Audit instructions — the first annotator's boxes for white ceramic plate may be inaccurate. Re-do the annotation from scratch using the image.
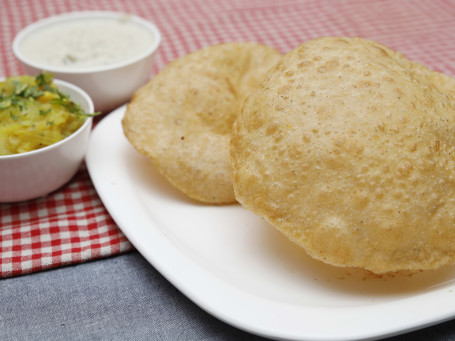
[86,106,455,341]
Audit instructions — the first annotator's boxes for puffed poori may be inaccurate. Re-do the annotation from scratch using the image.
[123,42,281,204]
[231,37,455,273]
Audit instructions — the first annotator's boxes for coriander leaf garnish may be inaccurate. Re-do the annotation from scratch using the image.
[0,99,11,109]
[35,72,54,88]
[50,91,99,117]
[39,108,51,116]
[24,85,44,99]
[0,72,100,117]
[10,112,19,120]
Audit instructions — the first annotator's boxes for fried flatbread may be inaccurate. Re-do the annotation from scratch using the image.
[123,42,281,204]
[231,37,455,273]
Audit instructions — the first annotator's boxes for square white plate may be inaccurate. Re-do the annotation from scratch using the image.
[86,105,455,341]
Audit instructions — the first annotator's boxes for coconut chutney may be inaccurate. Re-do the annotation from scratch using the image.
[19,16,155,69]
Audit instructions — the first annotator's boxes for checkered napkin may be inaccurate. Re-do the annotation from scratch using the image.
[1,0,455,278]
[0,165,132,277]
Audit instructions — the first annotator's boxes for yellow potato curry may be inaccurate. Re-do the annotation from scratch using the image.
[0,72,91,155]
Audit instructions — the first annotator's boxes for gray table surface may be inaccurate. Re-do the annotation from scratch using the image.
[1,251,455,341]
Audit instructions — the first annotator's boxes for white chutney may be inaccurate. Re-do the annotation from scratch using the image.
[19,16,155,69]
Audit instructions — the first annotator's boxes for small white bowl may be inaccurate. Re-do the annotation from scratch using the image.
[13,11,161,112]
[0,79,94,203]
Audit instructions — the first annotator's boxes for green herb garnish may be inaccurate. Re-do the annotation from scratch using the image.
[39,108,51,116]
[0,72,99,117]
[50,91,98,117]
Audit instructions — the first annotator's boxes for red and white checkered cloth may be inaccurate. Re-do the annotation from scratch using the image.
[1,0,455,278]
[0,165,132,277]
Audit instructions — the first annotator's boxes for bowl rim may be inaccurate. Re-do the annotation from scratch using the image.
[0,78,94,160]
[12,10,162,74]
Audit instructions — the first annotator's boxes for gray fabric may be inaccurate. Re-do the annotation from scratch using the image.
[0,252,454,341]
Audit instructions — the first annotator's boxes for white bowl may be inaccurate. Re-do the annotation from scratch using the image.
[13,11,161,112]
[0,79,94,203]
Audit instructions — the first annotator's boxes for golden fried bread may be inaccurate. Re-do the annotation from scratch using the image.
[123,42,281,204]
[231,37,455,273]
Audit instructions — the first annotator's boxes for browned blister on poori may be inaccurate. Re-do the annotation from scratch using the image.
[230,37,455,273]
[122,42,282,204]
